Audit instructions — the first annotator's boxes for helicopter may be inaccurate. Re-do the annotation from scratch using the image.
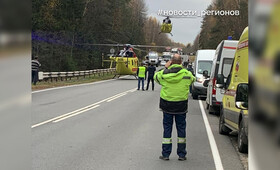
[109,45,139,79]
[78,43,169,79]
[158,15,196,36]
[159,16,173,36]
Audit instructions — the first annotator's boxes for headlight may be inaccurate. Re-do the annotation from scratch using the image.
[196,77,204,83]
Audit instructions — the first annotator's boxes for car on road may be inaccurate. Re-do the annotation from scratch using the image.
[192,49,216,99]
[148,51,159,67]
[205,40,239,114]
[160,60,166,66]
[162,52,172,61]
[217,27,248,153]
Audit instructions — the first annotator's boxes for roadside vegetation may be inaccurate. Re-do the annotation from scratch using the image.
[184,0,248,54]
[32,0,184,72]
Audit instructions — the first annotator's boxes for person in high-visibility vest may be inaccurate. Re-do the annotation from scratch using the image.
[137,64,147,91]
[154,54,195,161]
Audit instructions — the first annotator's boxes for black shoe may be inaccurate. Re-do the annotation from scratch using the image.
[137,89,139,90]
[146,89,148,91]
[178,157,187,161]
[159,156,169,161]
[142,89,145,91]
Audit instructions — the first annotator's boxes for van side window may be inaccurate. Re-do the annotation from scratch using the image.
[222,58,233,78]
[225,58,235,89]
[225,73,231,89]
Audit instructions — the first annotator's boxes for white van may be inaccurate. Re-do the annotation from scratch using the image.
[192,50,216,99]
[148,51,159,66]
[205,40,238,114]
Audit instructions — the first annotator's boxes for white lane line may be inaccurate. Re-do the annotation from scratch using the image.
[53,105,100,123]
[32,87,136,128]
[199,100,224,170]
[107,93,127,102]
[128,88,137,92]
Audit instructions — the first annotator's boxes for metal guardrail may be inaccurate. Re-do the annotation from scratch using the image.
[39,68,116,82]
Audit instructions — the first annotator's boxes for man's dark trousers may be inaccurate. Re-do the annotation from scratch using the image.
[146,76,154,90]
[32,70,38,85]
[162,112,187,158]
[138,77,144,90]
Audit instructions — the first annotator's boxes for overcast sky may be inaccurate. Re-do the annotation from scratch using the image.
[144,0,212,45]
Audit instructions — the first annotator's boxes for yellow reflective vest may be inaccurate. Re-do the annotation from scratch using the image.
[138,66,146,78]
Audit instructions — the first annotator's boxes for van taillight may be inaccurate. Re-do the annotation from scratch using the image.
[212,78,216,95]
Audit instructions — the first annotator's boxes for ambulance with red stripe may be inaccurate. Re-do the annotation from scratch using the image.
[217,27,249,153]
[205,39,239,114]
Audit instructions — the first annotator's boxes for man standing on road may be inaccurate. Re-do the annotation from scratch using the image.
[154,54,195,161]
[137,63,147,91]
[146,64,156,91]
[32,56,41,85]
[187,63,194,93]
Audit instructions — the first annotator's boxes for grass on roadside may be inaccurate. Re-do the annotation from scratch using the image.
[32,74,115,91]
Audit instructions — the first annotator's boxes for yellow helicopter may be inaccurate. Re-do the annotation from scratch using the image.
[159,16,173,36]
[76,43,181,78]
[99,44,168,79]
[107,45,139,78]
[158,15,196,36]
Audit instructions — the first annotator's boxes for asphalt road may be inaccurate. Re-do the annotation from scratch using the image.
[32,76,247,170]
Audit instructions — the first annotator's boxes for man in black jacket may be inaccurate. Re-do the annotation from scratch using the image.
[146,64,156,91]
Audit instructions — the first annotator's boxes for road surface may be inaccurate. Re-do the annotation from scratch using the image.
[32,76,246,170]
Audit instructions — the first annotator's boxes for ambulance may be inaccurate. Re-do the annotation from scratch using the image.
[217,27,249,153]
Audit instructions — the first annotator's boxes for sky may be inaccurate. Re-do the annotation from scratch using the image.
[144,0,213,45]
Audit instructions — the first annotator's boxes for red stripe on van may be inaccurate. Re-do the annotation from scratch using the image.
[223,46,237,50]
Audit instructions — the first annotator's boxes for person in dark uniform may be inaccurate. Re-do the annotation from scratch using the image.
[187,63,194,93]
[146,64,156,91]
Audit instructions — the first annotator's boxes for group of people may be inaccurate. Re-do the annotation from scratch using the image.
[138,54,196,161]
[117,45,136,58]
[136,63,156,91]
[33,52,195,161]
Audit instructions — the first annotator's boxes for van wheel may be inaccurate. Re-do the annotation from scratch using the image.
[219,107,231,135]
[238,119,248,153]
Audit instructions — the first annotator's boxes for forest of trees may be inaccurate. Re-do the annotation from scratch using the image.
[185,0,248,54]
[32,0,182,71]
[32,0,248,71]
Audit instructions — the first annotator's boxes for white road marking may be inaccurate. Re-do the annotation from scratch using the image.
[107,93,127,102]
[32,87,136,128]
[128,88,137,92]
[199,100,224,170]
[53,105,100,123]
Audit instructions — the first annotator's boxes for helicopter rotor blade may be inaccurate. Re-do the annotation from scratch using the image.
[75,42,184,51]
[75,43,178,49]
[75,43,126,47]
